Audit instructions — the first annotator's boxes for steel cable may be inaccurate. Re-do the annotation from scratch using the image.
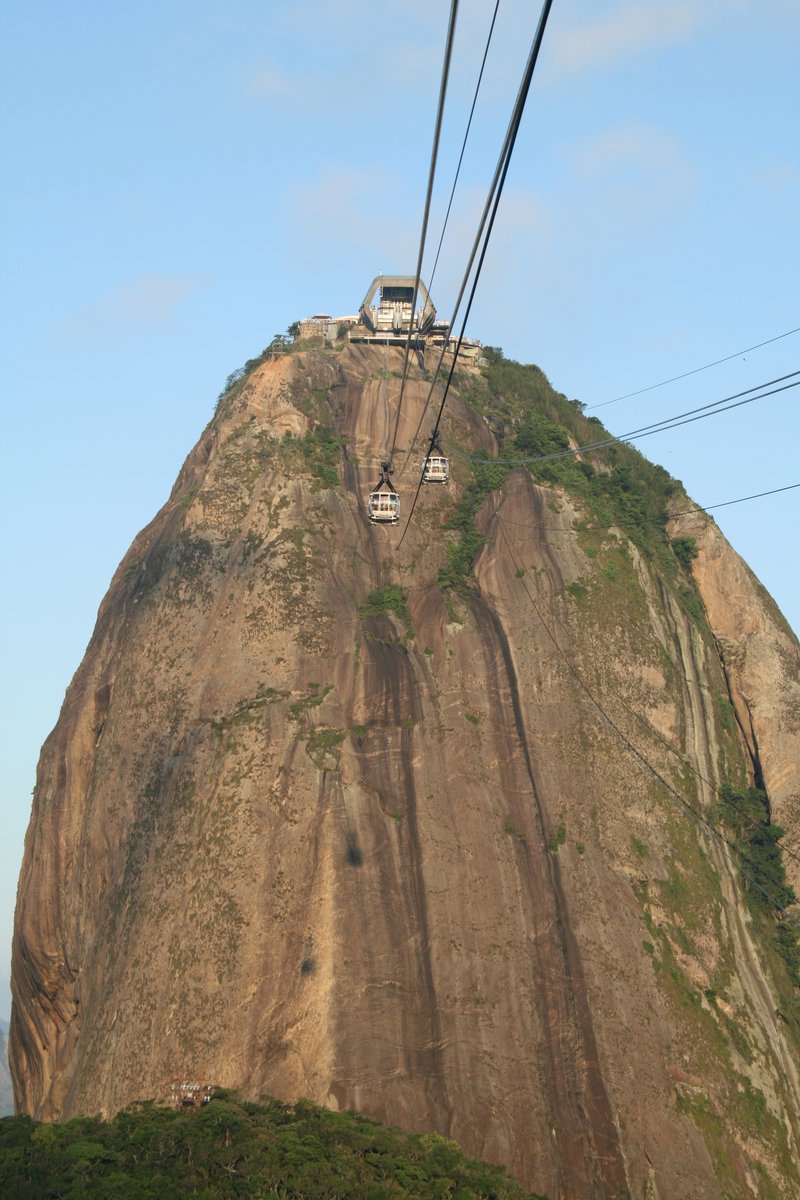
[448,372,800,469]
[480,481,800,538]
[389,0,460,460]
[489,498,800,925]
[426,0,501,300]
[589,324,800,410]
[397,0,555,547]
[397,0,555,486]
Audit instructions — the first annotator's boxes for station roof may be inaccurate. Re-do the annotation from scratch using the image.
[358,274,436,334]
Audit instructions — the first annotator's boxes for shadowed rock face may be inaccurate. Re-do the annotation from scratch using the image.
[11,344,800,1198]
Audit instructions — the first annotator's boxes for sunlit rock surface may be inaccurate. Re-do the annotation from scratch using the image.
[12,344,800,1198]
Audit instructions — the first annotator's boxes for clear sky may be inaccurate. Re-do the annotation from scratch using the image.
[1,0,798,1022]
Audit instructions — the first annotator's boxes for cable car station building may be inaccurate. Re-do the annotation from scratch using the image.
[350,274,444,345]
[297,274,486,355]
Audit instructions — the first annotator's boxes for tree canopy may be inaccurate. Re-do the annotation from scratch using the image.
[0,1093,546,1199]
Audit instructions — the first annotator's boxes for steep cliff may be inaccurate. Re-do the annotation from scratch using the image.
[11,340,800,1198]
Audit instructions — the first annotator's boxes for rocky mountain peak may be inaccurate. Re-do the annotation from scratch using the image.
[11,339,800,1197]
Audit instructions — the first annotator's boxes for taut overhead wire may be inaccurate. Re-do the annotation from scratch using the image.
[389,0,460,459]
[397,0,555,547]
[427,0,501,300]
[489,498,800,924]
[398,0,556,486]
[449,371,800,469]
[479,482,800,539]
[589,324,800,410]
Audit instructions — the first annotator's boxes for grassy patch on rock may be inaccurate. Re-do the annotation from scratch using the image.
[360,585,414,638]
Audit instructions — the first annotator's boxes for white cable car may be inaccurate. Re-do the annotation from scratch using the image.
[422,437,449,484]
[368,460,400,524]
[422,453,449,483]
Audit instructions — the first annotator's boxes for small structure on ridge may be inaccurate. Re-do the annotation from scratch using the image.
[168,1081,214,1110]
[351,275,440,344]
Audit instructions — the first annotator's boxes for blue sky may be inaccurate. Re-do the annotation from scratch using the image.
[1,0,798,1020]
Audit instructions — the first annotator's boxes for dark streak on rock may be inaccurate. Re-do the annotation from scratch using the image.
[472,593,629,1199]
[345,835,364,867]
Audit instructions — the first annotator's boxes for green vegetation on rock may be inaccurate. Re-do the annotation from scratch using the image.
[360,586,414,638]
[0,1094,545,1200]
[448,348,710,617]
[267,427,343,490]
[438,462,508,595]
[671,536,699,571]
[546,825,566,853]
[717,785,800,994]
[718,787,795,910]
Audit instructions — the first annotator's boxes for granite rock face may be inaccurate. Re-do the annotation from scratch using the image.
[672,511,800,889]
[11,344,800,1198]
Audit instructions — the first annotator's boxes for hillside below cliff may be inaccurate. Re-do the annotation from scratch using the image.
[0,1092,544,1199]
[11,337,800,1199]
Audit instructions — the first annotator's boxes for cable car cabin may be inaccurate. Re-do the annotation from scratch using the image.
[369,460,400,523]
[368,488,400,522]
[422,453,449,484]
[368,460,400,523]
[368,486,400,523]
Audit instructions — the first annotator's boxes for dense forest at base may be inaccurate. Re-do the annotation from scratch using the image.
[0,1093,544,1200]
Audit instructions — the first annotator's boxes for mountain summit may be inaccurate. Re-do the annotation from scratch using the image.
[11,337,800,1197]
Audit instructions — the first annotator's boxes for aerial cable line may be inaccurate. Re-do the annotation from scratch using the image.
[398,0,555,486]
[589,324,800,410]
[389,0,460,461]
[430,450,800,860]
[483,481,800,538]
[449,371,800,468]
[426,0,501,299]
[681,480,800,513]
[492,498,800,918]
[425,0,557,443]
[582,370,800,442]
[397,0,556,547]
[618,679,800,872]
[483,480,800,868]
[697,480,800,512]
[454,371,800,465]
[489,499,800,927]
